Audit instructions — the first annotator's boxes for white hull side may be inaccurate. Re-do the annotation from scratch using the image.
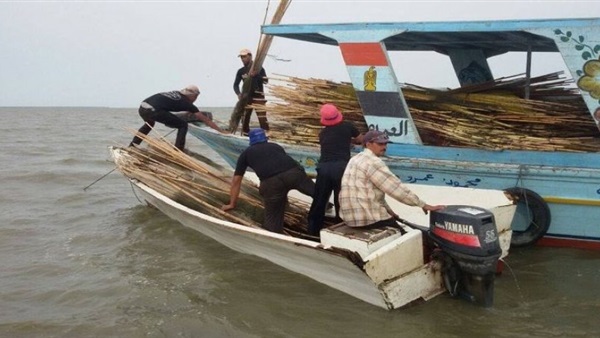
[111,148,514,309]
[132,181,445,309]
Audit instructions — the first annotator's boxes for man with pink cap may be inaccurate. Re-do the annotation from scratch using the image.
[307,103,363,236]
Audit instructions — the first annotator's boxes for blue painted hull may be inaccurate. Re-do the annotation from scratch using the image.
[189,125,600,247]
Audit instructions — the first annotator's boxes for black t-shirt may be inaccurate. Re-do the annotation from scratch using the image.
[319,121,360,163]
[234,142,300,180]
[233,66,268,98]
[143,91,199,113]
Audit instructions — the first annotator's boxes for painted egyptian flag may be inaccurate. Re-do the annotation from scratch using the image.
[339,42,409,119]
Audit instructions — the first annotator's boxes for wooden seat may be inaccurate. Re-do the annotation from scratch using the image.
[320,222,406,259]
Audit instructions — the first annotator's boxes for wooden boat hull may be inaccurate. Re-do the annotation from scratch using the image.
[124,177,443,309]
[111,147,515,309]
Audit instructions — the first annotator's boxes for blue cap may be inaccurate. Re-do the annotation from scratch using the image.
[248,128,268,145]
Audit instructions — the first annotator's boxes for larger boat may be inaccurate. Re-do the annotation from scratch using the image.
[190,17,600,250]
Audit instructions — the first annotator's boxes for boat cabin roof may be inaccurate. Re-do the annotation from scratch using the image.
[262,17,600,57]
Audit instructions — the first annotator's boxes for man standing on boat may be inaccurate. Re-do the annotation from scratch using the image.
[222,128,314,233]
[232,48,269,135]
[339,130,444,229]
[129,85,224,151]
[307,104,363,236]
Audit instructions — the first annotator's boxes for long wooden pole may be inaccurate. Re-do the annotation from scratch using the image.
[258,73,599,152]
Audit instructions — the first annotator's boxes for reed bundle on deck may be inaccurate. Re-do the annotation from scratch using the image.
[117,132,316,239]
[255,72,600,152]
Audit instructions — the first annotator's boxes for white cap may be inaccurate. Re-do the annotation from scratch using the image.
[238,48,252,57]
[180,85,200,96]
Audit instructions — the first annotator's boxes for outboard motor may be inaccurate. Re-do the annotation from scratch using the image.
[429,205,502,307]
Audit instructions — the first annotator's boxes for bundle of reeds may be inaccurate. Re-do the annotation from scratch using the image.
[117,131,318,239]
[255,72,600,152]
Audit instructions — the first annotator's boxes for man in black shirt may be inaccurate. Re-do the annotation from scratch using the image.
[307,104,363,236]
[232,48,269,135]
[130,85,223,150]
[222,128,314,233]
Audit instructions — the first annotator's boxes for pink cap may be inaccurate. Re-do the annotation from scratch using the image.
[320,103,343,126]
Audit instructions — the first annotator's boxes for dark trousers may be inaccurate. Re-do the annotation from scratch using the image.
[130,107,188,150]
[259,167,315,233]
[307,161,347,236]
[362,217,398,230]
[359,218,407,234]
[242,98,269,134]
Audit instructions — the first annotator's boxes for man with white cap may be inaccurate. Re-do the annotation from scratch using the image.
[339,130,444,229]
[232,48,269,135]
[222,128,314,234]
[130,85,224,151]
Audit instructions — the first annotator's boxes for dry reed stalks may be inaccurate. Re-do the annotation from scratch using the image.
[117,130,320,239]
[255,73,600,152]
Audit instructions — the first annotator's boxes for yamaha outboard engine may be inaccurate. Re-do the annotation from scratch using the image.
[429,205,502,307]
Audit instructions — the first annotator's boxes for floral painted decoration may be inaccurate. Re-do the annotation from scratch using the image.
[555,29,600,103]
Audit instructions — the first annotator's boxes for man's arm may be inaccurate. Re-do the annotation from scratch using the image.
[371,163,445,214]
[222,175,243,211]
[370,160,426,207]
[233,69,243,97]
[350,124,363,144]
[192,112,226,134]
[260,67,268,84]
[352,133,364,145]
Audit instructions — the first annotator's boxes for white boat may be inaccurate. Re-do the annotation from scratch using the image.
[110,146,515,309]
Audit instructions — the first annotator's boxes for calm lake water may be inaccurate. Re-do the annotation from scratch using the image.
[1,107,599,337]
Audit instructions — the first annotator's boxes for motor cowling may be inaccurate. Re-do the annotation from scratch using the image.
[429,205,502,307]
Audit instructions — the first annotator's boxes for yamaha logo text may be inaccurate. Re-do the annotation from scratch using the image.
[434,221,475,235]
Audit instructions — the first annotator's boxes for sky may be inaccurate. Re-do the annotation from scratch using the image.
[0,0,599,108]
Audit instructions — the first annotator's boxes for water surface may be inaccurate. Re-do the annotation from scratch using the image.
[0,107,598,337]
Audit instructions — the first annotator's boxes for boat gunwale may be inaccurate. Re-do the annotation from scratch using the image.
[189,124,600,171]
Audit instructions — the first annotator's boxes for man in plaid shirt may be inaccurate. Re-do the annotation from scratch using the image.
[339,130,444,228]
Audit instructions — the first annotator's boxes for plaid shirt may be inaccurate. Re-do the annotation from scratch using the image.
[339,148,426,227]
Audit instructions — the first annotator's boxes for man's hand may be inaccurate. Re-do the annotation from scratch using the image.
[422,204,445,214]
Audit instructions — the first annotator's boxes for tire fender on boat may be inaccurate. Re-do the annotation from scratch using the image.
[504,187,551,247]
